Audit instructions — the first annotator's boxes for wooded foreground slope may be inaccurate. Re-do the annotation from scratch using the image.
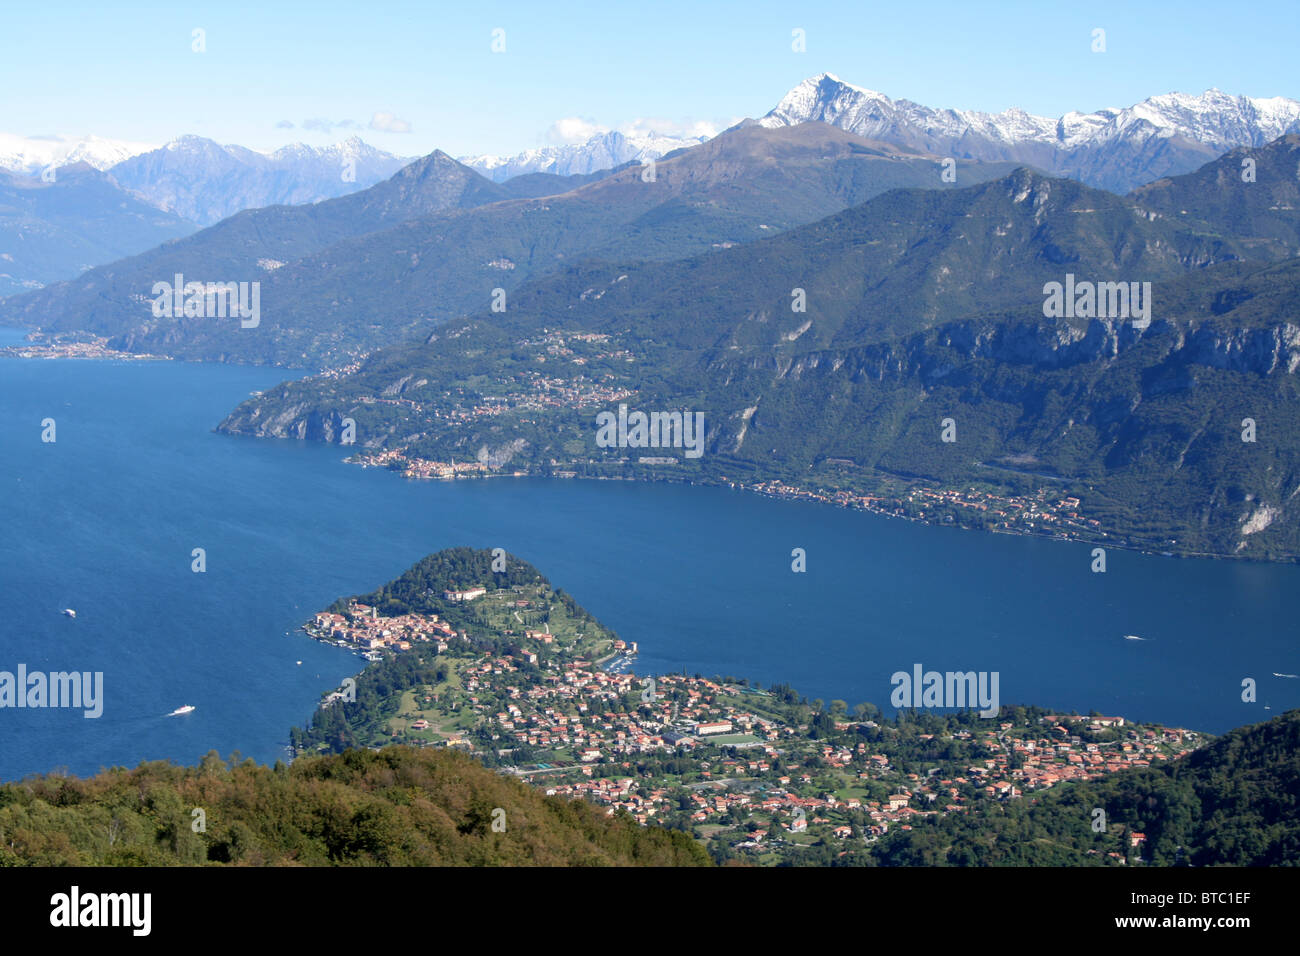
[0,746,710,867]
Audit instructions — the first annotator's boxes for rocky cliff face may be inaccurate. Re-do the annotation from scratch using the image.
[763,315,1300,389]
[698,308,1300,557]
[1185,323,1300,375]
[216,387,349,442]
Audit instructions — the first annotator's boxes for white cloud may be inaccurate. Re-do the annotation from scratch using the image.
[303,117,362,134]
[369,111,412,134]
[618,117,733,140]
[545,117,608,145]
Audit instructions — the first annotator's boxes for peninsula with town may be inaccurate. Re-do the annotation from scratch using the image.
[291,547,1207,866]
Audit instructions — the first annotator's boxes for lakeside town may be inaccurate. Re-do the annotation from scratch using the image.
[307,601,461,660]
[744,479,1112,544]
[0,334,165,361]
[347,438,1128,552]
[296,566,1204,864]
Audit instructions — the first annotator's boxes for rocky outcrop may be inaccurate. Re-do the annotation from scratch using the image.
[1186,323,1300,375]
[770,314,1300,390]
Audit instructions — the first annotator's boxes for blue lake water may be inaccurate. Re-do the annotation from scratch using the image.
[2,329,1299,780]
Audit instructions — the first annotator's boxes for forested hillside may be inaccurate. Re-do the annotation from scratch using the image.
[218,153,1300,559]
[0,746,710,866]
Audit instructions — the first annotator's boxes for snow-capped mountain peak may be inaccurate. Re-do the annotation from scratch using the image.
[758,74,1300,192]
[108,136,413,225]
[762,74,1300,153]
[0,132,157,174]
[461,127,709,182]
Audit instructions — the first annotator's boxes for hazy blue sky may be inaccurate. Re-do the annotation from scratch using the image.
[3,0,1297,157]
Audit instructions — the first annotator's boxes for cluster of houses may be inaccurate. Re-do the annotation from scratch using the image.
[518,329,636,370]
[307,602,457,654]
[455,662,770,761]
[439,644,1200,849]
[520,711,1198,850]
[353,448,492,480]
[499,371,634,413]
[472,654,1197,846]
[745,479,1105,539]
[1005,714,1196,790]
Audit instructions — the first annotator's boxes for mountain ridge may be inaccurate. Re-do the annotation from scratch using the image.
[107,135,414,225]
[461,128,708,181]
[213,141,1300,559]
[759,73,1300,192]
[0,123,1026,366]
[0,163,198,297]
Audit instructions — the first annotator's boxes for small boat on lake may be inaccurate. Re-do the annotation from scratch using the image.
[63,608,76,618]
[167,705,195,716]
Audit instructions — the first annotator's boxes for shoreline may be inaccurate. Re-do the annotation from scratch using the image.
[11,336,1283,566]
[345,451,1286,566]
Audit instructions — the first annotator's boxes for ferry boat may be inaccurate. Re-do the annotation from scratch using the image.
[167,705,196,716]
